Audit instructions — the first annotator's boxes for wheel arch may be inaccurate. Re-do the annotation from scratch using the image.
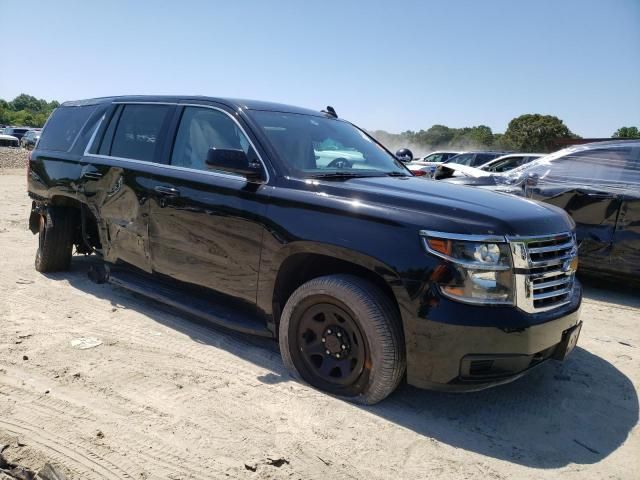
[263,241,411,334]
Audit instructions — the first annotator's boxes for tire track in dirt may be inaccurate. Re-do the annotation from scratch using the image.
[0,418,134,479]
[0,383,227,480]
[0,285,344,478]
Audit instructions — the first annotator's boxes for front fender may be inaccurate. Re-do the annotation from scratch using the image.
[256,239,420,340]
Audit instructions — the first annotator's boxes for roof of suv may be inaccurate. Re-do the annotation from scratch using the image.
[60,95,326,117]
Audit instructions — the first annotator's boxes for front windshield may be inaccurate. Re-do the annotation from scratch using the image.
[420,153,445,162]
[483,156,524,172]
[445,153,475,166]
[251,111,409,177]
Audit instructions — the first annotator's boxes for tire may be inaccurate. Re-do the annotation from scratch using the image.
[35,207,75,272]
[279,274,405,405]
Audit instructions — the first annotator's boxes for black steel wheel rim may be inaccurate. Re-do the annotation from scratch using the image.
[295,303,367,387]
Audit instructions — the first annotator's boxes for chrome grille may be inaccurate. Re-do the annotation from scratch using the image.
[509,232,577,313]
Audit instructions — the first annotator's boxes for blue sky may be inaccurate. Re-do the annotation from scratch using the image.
[1,0,638,137]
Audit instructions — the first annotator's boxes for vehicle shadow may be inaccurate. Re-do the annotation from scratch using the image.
[579,274,640,309]
[54,257,638,470]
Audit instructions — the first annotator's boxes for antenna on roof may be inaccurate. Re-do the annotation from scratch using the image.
[322,106,338,118]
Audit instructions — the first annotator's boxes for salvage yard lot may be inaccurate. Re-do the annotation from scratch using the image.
[0,167,638,479]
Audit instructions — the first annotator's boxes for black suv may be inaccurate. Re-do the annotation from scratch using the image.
[27,96,582,404]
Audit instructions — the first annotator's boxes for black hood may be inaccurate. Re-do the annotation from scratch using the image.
[295,176,573,237]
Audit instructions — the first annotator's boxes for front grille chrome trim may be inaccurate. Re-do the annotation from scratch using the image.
[527,241,575,255]
[508,231,577,313]
[532,277,572,290]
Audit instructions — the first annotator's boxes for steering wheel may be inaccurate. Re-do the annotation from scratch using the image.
[327,157,353,169]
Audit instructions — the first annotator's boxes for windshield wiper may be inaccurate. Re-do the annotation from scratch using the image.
[309,172,375,179]
[385,171,410,177]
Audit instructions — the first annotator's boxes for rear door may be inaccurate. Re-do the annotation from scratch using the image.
[147,102,269,304]
[610,145,640,277]
[83,102,175,272]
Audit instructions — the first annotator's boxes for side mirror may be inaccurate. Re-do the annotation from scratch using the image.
[395,148,413,163]
[205,148,263,181]
[524,172,539,187]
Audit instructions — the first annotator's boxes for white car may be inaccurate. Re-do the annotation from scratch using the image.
[479,153,544,173]
[407,151,462,176]
[0,134,20,148]
[433,153,544,180]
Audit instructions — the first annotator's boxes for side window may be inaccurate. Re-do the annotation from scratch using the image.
[97,105,122,155]
[38,105,97,152]
[110,104,171,162]
[531,147,636,186]
[171,107,252,172]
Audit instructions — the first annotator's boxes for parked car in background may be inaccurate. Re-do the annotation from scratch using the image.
[26,95,582,404]
[0,134,20,148]
[431,151,508,179]
[2,127,30,142]
[407,151,461,176]
[480,153,544,173]
[440,141,640,280]
[432,153,544,179]
[413,151,461,164]
[20,129,42,150]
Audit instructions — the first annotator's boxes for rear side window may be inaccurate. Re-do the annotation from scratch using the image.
[38,105,96,151]
[110,104,171,162]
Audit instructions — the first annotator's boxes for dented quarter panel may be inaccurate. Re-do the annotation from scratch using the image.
[88,162,155,272]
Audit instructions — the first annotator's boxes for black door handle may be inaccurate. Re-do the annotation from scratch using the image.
[82,171,103,180]
[154,186,181,197]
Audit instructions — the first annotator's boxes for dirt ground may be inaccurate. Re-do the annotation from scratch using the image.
[0,169,638,480]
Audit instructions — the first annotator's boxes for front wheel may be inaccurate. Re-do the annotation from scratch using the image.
[279,274,405,405]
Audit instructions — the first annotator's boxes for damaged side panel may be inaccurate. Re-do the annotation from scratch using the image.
[611,197,640,278]
[502,142,640,279]
[80,163,154,272]
[529,187,622,272]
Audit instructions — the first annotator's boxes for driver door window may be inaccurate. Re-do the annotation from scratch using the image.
[171,107,251,172]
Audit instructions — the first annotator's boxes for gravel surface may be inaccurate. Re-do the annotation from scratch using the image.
[0,172,638,479]
[0,148,28,170]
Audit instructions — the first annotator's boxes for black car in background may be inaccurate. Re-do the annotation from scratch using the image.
[441,141,640,280]
[20,129,42,149]
[2,127,30,142]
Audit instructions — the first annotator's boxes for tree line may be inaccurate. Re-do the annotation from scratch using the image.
[0,94,60,128]
[371,114,639,154]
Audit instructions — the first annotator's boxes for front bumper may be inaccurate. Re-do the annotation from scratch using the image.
[405,280,582,392]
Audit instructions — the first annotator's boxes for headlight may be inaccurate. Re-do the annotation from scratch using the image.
[421,231,514,305]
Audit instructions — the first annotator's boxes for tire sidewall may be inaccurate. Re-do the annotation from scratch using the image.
[34,214,46,271]
[279,275,398,404]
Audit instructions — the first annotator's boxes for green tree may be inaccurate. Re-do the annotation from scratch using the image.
[10,94,45,112]
[450,125,494,147]
[416,124,456,146]
[503,114,577,152]
[0,94,59,128]
[613,126,639,138]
